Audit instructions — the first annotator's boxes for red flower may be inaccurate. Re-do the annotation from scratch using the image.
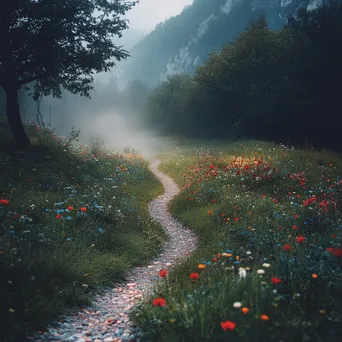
[213,257,218,262]
[67,206,74,211]
[327,247,334,253]
[0,199,9,205]
[152,297,166,307]
[283,244,292,251]
[80,207,87,212]
[271,277,282,285]
[294,214,299,219]
[189,272,200,280]
[56,214,61,219]
[296,236,306,243]
[292,225,298,230]
[333,248,342,257]
[158,269,168,278]
[221,320,236,331]
[210,165,214,169]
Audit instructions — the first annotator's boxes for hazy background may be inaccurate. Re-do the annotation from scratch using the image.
[21,0,195,157]
[125,0,193,34]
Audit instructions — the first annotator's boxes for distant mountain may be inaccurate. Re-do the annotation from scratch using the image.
[116,0,327,89]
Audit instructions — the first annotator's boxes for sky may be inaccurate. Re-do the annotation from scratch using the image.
[125,0,194,34]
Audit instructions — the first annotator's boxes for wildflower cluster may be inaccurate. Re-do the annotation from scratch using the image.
[133,142,342,342]
[0,124,164,340]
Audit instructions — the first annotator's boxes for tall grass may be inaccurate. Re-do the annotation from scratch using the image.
[132,140,342,342]
[0,122,165,341]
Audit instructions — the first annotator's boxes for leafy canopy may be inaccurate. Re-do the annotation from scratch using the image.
[0,0,137,99]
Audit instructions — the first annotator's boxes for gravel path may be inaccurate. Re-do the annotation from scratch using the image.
[29,159,197,342]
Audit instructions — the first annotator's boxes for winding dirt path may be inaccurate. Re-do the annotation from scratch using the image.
[31,159,197,342]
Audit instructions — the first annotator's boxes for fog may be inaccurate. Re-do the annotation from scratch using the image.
[14,1,195,158]
[21,76,173,159]
[125,0,194,34]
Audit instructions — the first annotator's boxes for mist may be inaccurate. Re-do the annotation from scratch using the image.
[7,1,196,158]
[19,74,173,159]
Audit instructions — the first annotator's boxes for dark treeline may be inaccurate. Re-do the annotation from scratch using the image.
[143,1,342,149]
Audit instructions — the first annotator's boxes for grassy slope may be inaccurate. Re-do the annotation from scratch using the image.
[132,140,342,342]
[0,125,166,341]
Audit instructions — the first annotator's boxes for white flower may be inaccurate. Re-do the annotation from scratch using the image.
[257,269,265,275]
[239,268,247,278]
[262,263,271,268]
[246,251,251,255]
[233,302,242,308]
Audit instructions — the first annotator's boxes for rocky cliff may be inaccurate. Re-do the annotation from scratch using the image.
[116,0,328,89]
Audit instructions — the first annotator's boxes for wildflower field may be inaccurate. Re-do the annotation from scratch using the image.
[0,124,165,341]
[132,141,342,342]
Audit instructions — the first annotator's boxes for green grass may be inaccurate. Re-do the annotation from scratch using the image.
[132,140,342,342]
[0,123,166,341]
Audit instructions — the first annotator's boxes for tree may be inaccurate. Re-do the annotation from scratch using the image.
[0,0,136,147]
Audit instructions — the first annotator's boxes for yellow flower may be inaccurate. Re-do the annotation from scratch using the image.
[169,319,176,323]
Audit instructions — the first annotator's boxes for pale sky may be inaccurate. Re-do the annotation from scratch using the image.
[125,0,194,33]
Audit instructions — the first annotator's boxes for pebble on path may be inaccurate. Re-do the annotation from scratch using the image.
[28,159,198,342]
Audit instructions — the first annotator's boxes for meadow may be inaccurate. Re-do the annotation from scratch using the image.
[0,123,165,341]
[132,140,342,342]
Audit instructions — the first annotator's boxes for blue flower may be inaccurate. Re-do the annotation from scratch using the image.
[66,238,71,241]
[98,228,104,233]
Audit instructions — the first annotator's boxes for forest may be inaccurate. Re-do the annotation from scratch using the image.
[142,2,342,149]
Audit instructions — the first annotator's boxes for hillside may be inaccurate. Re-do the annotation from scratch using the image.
[116,0,326,88]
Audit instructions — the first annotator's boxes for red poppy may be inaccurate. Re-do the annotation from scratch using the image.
[296,236,306,243]
[294,214,299,219]
[292,225,298,230]
[213,257,218,262]
[221,320,236,331]
[0,199,9,205]
[80,207,87,212]
[152,297,167,307]
[271,277,282,285]
[56,214,61,219]
[67,206,74,211]
[158,269,168,278]
[283,244,292,251]
[327,247,334,253]
[333,248,342,257]
[189,272,200,280]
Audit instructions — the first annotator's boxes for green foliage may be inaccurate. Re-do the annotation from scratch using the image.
[0,0,136,98]
[146,75,195,135]
[132,140,342,342]
[0,124,165,341]
[143,1,342,149]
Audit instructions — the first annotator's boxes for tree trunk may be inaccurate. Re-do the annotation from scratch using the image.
[3,79,31,147]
